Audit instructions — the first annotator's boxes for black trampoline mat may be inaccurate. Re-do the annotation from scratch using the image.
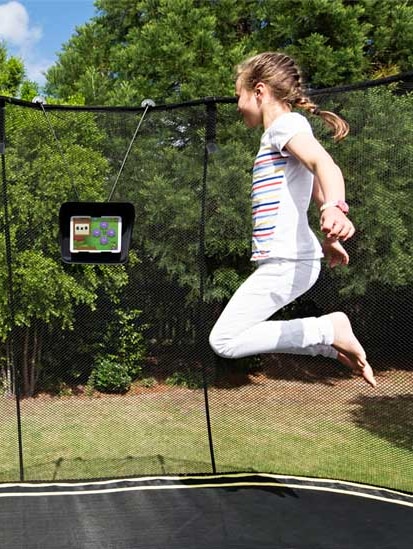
[1,473,412,549]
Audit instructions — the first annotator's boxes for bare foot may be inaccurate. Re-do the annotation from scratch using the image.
[336,350,376,388]
[327,312,377,388]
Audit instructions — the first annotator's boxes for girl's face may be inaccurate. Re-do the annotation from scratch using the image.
[235,78,262,128]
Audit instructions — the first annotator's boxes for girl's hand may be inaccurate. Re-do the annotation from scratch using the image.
[320,208,355,241]
[322,237,349,268]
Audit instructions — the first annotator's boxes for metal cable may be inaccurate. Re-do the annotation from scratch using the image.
[37,100,154,203]
[106,103,151,202]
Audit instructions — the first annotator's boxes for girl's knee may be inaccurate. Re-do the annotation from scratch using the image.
[209,329,234,359]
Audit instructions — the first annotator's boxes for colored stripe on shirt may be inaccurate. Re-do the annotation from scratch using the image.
[251,147,286,258]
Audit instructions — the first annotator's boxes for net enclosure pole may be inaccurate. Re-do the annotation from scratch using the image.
[0,98,25,481]
[198,101,218,474]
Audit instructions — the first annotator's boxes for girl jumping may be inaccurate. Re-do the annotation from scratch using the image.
[209,51,376,388]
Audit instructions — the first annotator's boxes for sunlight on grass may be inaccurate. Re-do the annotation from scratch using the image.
[0,374,412,493]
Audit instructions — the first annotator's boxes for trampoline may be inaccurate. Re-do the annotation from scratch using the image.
[1,473,412,548]
[1,79,413,548]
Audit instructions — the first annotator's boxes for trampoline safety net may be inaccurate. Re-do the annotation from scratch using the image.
[0,75,412,497]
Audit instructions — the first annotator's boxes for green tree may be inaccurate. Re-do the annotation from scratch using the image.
[3,1,412,380]
[251,0,413,85]
[0,45,25,96]
[252,0,371,86]
[321,85,413,294]
[360,0,413,77]
[0,43,39,98]
[45,0,250,104]
[45,0,413,105]
[0,104,130,396]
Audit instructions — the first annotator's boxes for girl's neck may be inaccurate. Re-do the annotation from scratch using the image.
[262,101,291,129]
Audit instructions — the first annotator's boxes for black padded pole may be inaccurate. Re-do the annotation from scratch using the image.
[198,102,217,474]
[0,98,25,481]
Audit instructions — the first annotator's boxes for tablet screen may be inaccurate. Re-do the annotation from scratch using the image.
[70,216,122,253]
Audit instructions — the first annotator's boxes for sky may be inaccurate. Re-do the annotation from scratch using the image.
[0,0,96,88]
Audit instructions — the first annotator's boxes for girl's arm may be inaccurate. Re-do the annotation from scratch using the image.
[286,133,355,241]
[311,175,324,209]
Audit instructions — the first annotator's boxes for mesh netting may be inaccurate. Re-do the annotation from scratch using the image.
[0,77,412,492]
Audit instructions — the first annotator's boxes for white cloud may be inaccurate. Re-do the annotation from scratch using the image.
[0,1,49,86]
[0,1,42,49]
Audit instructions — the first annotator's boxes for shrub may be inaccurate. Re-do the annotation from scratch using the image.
[101,308,147,380]
[165,368,205,389]
[137,376,157,388]
[88,357,132,394]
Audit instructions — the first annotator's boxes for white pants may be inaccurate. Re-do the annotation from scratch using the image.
[209,258,338,360]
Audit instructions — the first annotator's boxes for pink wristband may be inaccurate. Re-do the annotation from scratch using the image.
[320,200,349,215]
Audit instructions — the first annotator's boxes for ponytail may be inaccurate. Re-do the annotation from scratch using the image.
[294,96,349,142]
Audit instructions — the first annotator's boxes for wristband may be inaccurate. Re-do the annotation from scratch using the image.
[320,200,349,215]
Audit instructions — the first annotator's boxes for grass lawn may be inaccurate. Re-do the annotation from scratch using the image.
[0,369,412,493]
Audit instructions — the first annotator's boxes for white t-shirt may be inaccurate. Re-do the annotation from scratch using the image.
[251,112,323,261]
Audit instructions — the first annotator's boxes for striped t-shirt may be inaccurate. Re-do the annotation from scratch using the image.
[251,112,323,261]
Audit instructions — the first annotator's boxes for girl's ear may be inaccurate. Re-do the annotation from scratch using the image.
[254,82,265,98]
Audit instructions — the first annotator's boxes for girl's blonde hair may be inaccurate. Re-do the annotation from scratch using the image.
[236,51,349,142]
